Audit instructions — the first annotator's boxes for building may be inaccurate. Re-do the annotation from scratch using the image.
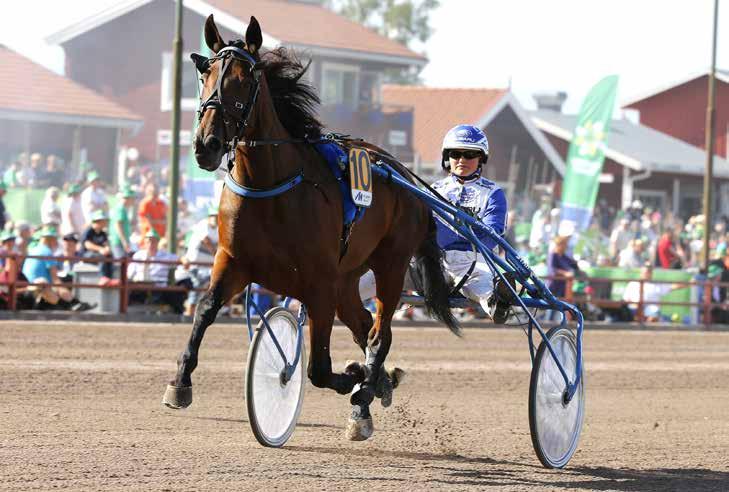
[46,0,426,166]
[624,70,729,159]
[0,45,142,185]
[381,85,566,205]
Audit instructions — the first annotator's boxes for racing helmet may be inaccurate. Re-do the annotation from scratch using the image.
[441,124,490,171]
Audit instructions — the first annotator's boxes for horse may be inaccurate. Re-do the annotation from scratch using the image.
[162,14,459,441]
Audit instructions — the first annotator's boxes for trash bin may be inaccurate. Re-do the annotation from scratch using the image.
[73,262,119,313]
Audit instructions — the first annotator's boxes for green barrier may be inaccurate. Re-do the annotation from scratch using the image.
[585,266,694,321]
[4,188,44,225]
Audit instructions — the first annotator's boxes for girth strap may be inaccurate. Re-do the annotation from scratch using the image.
[224,171,304,198]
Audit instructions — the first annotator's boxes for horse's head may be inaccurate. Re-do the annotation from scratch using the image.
[193,15,263,171]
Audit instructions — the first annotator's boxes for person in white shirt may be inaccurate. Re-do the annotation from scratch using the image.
[617,239,647,269]
[128,228,186,314]
[40,186,62,226]
[80,171,108,225]
[61,184,85,235]
[179,206,218,316]
[622,262,675,322]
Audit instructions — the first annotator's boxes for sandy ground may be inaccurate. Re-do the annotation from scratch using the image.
[2,320,729,491]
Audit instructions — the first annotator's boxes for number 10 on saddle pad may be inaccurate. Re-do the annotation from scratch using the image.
[348,148,373,208]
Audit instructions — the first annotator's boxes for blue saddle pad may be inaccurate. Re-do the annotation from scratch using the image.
[314,142,365,226]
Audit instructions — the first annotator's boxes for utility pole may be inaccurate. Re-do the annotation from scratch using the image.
[167,0,183,255]
[702,0,719,271]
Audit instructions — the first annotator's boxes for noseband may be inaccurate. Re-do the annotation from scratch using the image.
[196,46,262,155]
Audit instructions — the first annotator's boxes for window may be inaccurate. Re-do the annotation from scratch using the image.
[160,52,200,112]
[321,62,359,108]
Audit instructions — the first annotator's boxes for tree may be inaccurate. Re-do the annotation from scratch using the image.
[325,0,439,83]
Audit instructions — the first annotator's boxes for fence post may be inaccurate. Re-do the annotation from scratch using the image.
[703,278,712,326]
[565,276,574,303]
[8,254,17,311]
[119,255,128,314]
[637,278,645,324]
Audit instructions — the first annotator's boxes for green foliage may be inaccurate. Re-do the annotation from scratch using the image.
[324,0,438,84]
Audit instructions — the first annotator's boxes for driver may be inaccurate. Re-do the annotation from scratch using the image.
[360,124,513,323]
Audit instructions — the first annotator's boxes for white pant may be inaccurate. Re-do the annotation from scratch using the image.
[359,250,494,312]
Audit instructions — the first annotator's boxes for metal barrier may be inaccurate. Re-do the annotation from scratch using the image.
[1,252,728,325]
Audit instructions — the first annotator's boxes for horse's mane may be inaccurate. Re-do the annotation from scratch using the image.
[232,41,323,139]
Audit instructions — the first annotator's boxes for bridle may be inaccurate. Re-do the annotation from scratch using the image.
[194,45,262,157]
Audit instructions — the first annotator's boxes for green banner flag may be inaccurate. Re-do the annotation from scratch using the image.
[560,75,619,233]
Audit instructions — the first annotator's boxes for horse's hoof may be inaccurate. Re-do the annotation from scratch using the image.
[389,367,406,388]
[162,384,192,409]
[345,417,374,441]
[344,360,371,383]
[376,367,405,408]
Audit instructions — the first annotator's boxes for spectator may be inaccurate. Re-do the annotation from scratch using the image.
[179,205,218,316]
[618,239,647,269]
[138,182,167,238]
[20,152,41,187]
[0,181,7,232]
[80,210,114,282]
[61,183,85,236]
[708,249,729,323]
[0,231,36,310]
[2,161,20,188]
[128,228,186,314]
[57,233,81,282]
[547,234,579,298]
[110,186,137,259]
[80,171,108,224]
[609,218,632,258]
[14,221,32,263]
[656,230,682,269]
[529,196,552,251]
[21,226,92,311]
[622,262,675,322]
[40,155,64,188]
[40,186,62,226]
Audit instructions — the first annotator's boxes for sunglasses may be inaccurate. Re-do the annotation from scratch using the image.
[448,149,481,160]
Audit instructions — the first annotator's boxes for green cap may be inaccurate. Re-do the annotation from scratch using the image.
[119,185,136,199]
[0,231,16,242]
[87,170,101,184]
[144,228,161,240]
[207,205,219,216]
[68,183,83,195]
[90,210,109,222]
[40,225,59,238]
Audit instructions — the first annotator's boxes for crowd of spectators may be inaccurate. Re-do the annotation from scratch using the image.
[0,151,229,315]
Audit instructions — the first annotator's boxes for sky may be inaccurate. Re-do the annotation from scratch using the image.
[0,0,726,114]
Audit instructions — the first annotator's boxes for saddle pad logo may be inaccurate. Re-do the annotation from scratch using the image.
[348,148,373,207]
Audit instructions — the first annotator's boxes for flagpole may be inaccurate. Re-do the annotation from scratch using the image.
[701,0,719,271]
[167,0,183,256]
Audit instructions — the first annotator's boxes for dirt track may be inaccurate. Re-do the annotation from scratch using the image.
[2,321,729,491]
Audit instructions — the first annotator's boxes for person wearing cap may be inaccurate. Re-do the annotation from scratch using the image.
[179,205,219,316]
[618,238,647,269]
[80,171,108,225]
[110,186,137,258]
[138,182,167,239]
[58,233,81,282]
[61,183,85,236]
[0,181,7,232]
[80,210,114,281]
[128,228,185,314]
[40,186,62,227]
[609,217,632,259]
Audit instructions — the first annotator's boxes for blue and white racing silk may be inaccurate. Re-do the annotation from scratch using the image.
[432,174,507,252]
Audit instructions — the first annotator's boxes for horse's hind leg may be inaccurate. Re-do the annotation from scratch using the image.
[346,262,407,441]
[163,252,247,409]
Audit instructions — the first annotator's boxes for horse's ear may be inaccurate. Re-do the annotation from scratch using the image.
[204,14,225,53]
[245,16,262,55]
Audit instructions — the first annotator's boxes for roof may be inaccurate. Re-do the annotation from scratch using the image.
[381,86,566,173]
[46,0,426,67]
[0,46,142,129]
[623,69,729,107]
[531,108,729,177]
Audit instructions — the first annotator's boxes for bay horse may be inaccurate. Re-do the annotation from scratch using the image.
[163,14,458,440]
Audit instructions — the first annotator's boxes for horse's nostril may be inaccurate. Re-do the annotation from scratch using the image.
[205,135,222,153]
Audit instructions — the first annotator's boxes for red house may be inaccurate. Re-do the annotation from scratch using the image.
[624,70,729,159]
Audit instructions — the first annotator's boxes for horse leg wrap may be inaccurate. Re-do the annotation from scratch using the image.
[162,384,192,409]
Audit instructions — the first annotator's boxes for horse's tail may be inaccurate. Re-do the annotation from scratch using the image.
[413,216,461,336]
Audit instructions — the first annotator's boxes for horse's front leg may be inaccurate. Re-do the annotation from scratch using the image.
[306,291,366,397]
[163,252,247,409]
